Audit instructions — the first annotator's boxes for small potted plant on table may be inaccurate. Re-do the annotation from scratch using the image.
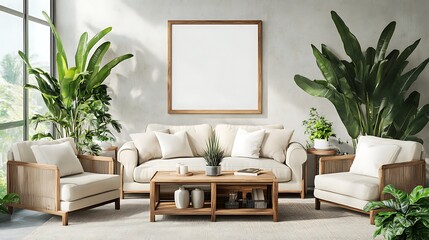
[302,107,336,149]
[203,134,224,176]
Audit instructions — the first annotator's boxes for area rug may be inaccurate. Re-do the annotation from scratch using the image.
[24,198,379,240]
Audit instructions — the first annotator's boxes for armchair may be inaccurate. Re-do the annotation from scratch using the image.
[6,138,121,225]
[314,136,426,223]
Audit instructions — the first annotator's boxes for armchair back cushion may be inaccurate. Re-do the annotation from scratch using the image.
[11,137,77,163]
[357,136,423,163]
[214,124,284,157]
[31,141,84,177]
[146,124,212,156]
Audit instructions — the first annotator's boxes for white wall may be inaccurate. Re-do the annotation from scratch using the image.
[56,0,429,151]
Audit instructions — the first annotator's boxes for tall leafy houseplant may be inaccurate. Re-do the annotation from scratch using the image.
[19,11,133,153]
[294,11,429,146]
[364,185,429,240]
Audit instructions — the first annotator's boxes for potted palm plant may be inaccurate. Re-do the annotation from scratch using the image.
[203,134,224,176]
[364,184,429,240]
[302,107,336,149]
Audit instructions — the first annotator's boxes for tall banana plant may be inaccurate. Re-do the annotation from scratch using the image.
[19,11,133,153]
[294,11,429,145]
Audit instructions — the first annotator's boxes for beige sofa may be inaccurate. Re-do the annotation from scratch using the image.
[118,124,307,198]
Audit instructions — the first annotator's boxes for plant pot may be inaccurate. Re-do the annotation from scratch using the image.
[314,139,331,150]
[205,166,221,176]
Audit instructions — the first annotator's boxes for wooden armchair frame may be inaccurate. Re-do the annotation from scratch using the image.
[7,155,120,225]
[315,154,426,224]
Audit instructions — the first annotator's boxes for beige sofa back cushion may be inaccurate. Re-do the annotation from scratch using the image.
[11,137,77,163]
[146,124,212,156]
[358,136,424,163]
[130,129,169,164]
[214,124,284,157]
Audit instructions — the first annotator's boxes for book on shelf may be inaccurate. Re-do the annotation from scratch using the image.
[234,168,263,176]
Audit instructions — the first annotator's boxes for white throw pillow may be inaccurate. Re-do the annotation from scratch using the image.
[260,129,294,163]
[31,141,84,177]
[231,129,266,159]
[155,131,193,159]
[130,129,169,164]
[349,143,401,178]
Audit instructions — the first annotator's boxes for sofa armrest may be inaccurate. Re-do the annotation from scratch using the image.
[77,155,114,174]
[118,141,138,183]
[379,160,426,200]
[285,143,307,181]
[319,155,355,175]
[7,161,60,211]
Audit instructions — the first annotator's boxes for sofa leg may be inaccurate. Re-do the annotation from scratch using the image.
[315,198,320,210]
[120,190,124,199]
[62,213,69,226]
[369,210,376,225]
[300,190,305,199]
[115,198,120,210]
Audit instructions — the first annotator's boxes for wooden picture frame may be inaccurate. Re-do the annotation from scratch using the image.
[168,20,262,114]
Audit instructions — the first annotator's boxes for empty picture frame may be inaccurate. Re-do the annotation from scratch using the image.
[168,20,262,114]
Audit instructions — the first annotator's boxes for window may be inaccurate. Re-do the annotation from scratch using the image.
[0,1,54,197]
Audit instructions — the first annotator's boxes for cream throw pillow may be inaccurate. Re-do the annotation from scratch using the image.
[260,129,294,163]
[155,131,193,159]
[31,141,84,177]
[231,129,266,158]
[130,129,169,164]
[349,143,401,178]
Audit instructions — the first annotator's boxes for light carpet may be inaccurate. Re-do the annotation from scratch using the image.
[24,198,380,240]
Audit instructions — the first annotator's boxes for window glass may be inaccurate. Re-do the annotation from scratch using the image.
[28,21,51,137]
[0,0,23,13]
[0,12,23,124]
[29,0,50,20]
[0,127,23,197]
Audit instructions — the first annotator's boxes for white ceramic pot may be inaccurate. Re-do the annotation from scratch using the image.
[205,166,221,176]
[191,188,204,208]
[174,186,190,209]
[314,139,331,149]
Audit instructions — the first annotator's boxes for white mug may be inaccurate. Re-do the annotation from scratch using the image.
[179,165,188,175]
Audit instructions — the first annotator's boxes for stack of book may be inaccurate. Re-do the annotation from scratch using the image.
[234,168,263,176]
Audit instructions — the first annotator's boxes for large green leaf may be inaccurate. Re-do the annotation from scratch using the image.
[42,11,68,69]
[75,32,88,72]
[87,42,111,80]
[409,185,429,204]
[86,54,133,91]
[312,45,339,87]
[375,21,396,61]
[407,104,429,135]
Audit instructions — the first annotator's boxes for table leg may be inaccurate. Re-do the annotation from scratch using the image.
[150,181,156,222]
[211,183,216,222]
[272,181,278,222]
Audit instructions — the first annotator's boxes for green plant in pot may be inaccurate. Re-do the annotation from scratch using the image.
[203,133,224,176]
[294,11,429,147]
[364,184,429,240]
[19,11,133,154]
[302,107,336,149]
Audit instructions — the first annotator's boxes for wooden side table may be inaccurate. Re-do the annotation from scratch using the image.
[306,148,337,192]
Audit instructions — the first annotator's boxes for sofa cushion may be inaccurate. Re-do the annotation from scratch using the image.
[215,124,284,157]
[260,129,294,163]
[315,172,379,201]
[155,131,194,159]
[231,129,266,158]
[11,137,77,163]
[221,157,292,182]
[133,158,207,183]
[130,129,169,164]
[358,136,423,163]
[60,172,120,201]
[350,143,400,178]
[31,141,84,177]
[146,124,212,156]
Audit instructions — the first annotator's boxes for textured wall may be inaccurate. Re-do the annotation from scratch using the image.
[56,0,429,152]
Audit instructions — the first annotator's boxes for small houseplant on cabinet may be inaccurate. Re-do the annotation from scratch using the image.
[302,107,336,149]
[203,134,224,176]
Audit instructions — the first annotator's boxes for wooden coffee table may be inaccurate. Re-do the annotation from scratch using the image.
[150,171,278,222]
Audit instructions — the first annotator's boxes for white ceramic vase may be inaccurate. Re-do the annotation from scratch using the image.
[191,188,204,208]
[174,186,190,209]
[314,139,331,149]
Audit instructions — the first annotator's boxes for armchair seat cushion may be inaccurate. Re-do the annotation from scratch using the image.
[60,172,121,201]
[315,172,379,201]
